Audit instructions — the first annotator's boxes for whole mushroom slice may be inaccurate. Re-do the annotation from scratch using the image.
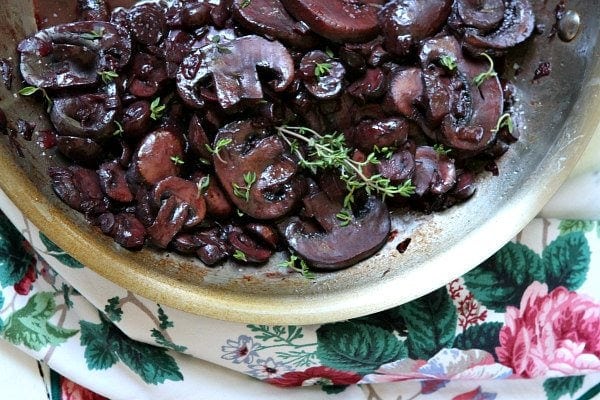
[18,21,131,89]
[50,83,120,141]
[77,0,110,22]
[420,36,504,153]
[459,0,535,55]
[130,130,184,185]
[413,146,456,196]
[386,67,424,120]
[279,193,391,270]
[152,176,207,229]
[213,120,304,220]
[48,166,108,215]
[177,35,294,110]
[379,0,453,56]
[231,0,318,49]
[280,0,380,43]
[450,0,505,32]
[298,50,346,100]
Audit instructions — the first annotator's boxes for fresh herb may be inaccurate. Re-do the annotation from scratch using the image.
[492,113,514,134]
[211,34,232,54]
[373,145,395,159]
[113,121,124,136]
[196,176,210,196]
[81,27,105,40]
[335,209,353,227]
[236,209,245,217]
[473,53,497,87]
[325,47,335,58]
[315,62,332,78]
[98,70,118,84]
[232,171,257,202]
[433,143,451,155]
[240,0,251,7]
[276,125,416,207]
[170,155,185,165]
[439,54,457,71]
[205,137,233,163]
[233,250,248,262]
[278,254,315,280]
[150,97,166,120]
[18,85,53,112]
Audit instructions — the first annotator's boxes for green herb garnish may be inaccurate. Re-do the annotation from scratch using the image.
[492,113,514,134]
[205,137,233,163]
[232,171,257,202]
[276,125,416,207]
[433,144,451,155]
[335,209,353,227]
[473,53,498,87]
[278,254,315,280]
[18,85,53,112]
[98,70,118,84]
[211,34,232,54]
[240,0,251,8]
[439,55,457,71]
[233,250,248,262]
[196,176,210,196]
[150,97,166,120]
[315,62,332,78]
[113,121,124,136]
[81,27,105,40]
[170,155,184,165]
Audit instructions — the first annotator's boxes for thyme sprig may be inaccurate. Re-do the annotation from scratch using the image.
[98,70,118,84]
[276,125,416,207]
[278,254,315,280]
[473,53,498,87]
[150,97,166,120]
[492,113,514,134]
[232,171,257,202]
[315,62,332,78]
[18,85,53,112]
[205,137,233,163]
[439,55,457,71]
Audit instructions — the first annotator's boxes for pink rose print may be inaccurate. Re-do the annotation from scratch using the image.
[496,282,600,378]
[60,376,107,400]
[360,349,512,384]
[266,366,361,387]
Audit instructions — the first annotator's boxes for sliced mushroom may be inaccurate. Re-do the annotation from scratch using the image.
[449,0,505,32]
[48,166,108,215]
[18,21,131,89]
[298,50,346,100]
[377,150,415,183]
[227,226,273,263]
[192,172,233,219]
[279,193,391,270]
[347,68,386,102]
[386,67,424,120]
[148,195,190,248]
[50,84,120,141]
[56,136,104,166]
[122,100,151,139]
[177,35,294,110]
[231,0,318,48]
[126,2,167,46]
[152,176,207,228]
[413,146,456,196]
[100,212,147,249]
[456,0,535,55]
[131,130,184,185]
[379,0,453,56]
[349,117,410,154]
[213,120,304,219]
[280,0,380,42]
[98,160,134,203]
[419,36,503,152]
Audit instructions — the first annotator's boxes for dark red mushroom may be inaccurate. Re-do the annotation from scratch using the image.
[379,0,453,56]
[97,160,134,203]
[99,212,147,249]
[419,36,504,152]
[231,0,318,49]
[450,0,505,32]
[77,0,109,22]
[349,117,410,154]
[56,136,104,166]
[18,21,131,89]
[453,0,535,55]
[131,130,184,185]
[280,0,380,43]
[152,176,207,228]
[48,165,108,215]
[413,146,456,196]
[126,2,167,46]
[298,50,346,100]
[177,35,294,110]
[386,67,424,120]
[212,120,304,220]
[279,192,391,270]
[227,226,273,263]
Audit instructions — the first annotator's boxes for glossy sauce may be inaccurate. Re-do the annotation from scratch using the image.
[34,0,139,29]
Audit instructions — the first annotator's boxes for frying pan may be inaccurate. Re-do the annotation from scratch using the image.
[0,0,598,324]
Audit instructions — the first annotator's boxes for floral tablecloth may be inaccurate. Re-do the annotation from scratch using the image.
[1,142,599,399]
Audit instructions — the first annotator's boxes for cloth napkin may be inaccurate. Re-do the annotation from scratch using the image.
[0,133,599,399]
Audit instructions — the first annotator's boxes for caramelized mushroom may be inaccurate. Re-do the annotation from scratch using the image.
[18,21,131,89]
[177,35,294,109]
[131,130,184,185]
[213,120,304,219]
[280,0,380,42]
[48,166,108,215]
[77,0,109,22]
[279,193,391,270]
[232,0,318,48]
[152,176,207,228]
[379,0,453,56]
